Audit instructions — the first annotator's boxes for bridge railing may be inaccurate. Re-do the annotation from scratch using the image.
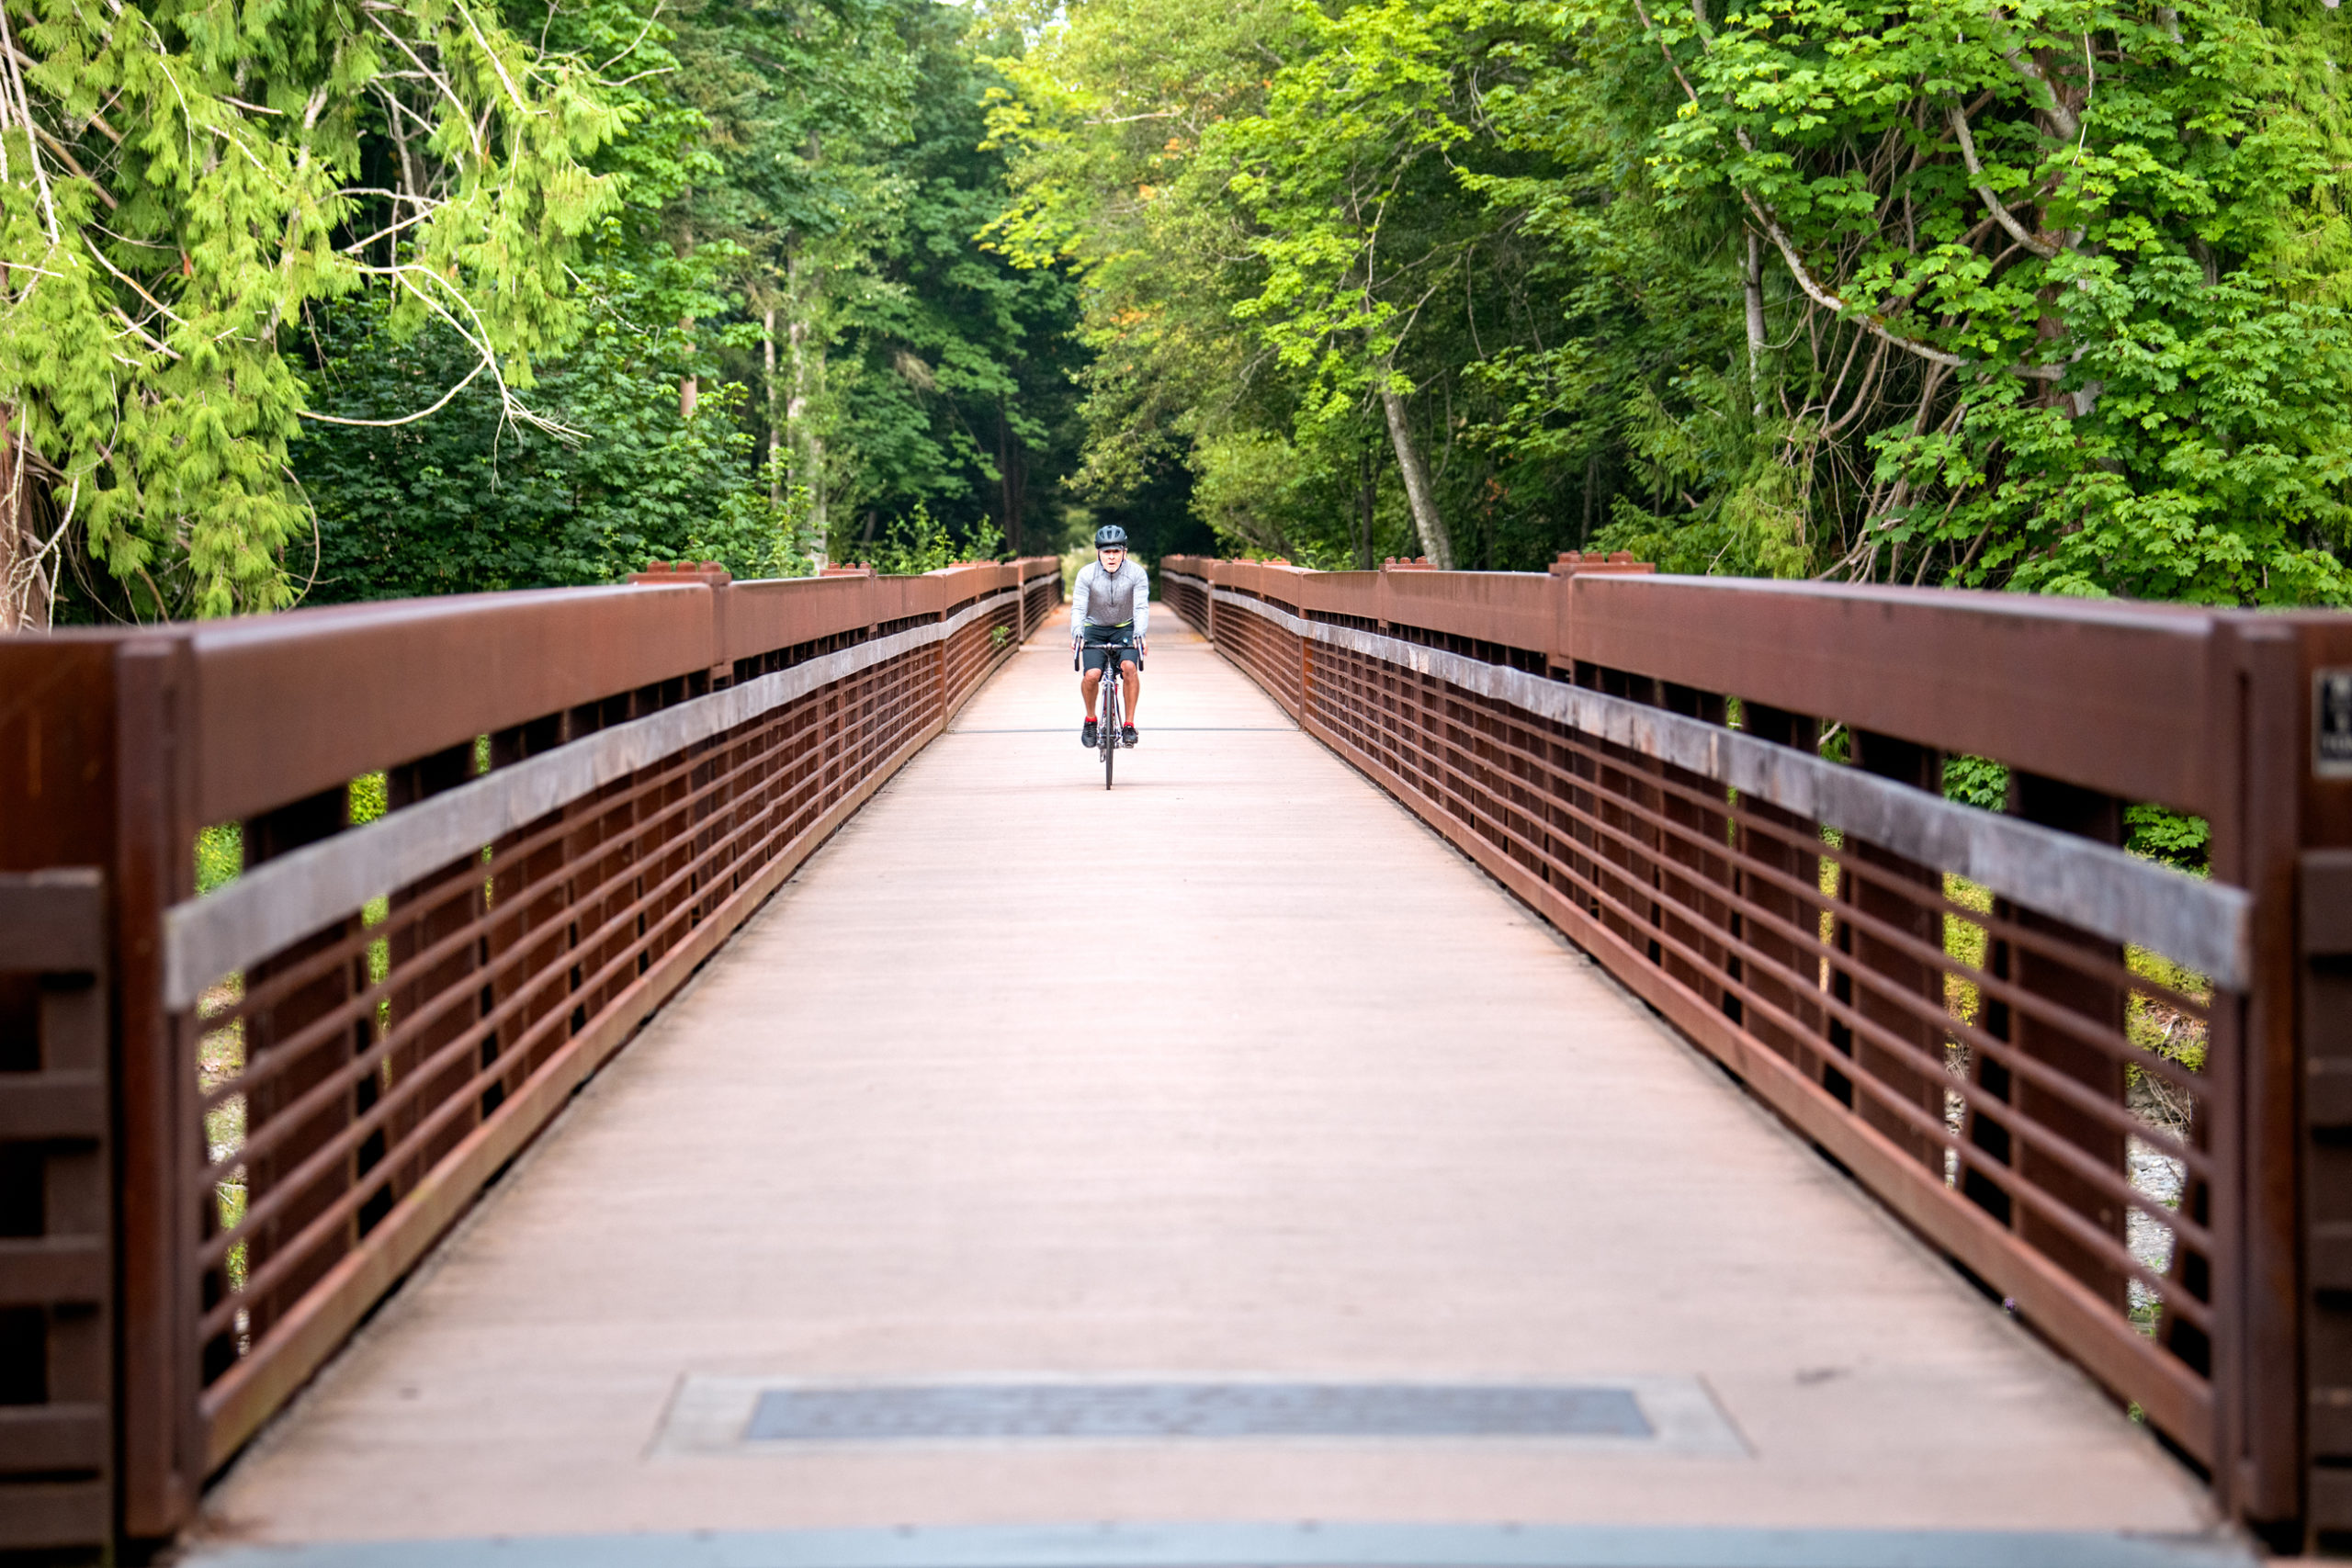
[0,557,1061,1553]
[1165,551,2352,1544]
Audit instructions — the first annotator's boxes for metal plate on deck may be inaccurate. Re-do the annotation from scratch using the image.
[653,1375,1747,1456]
[746,1382,1649,1442]
[175,1519,2264,1568]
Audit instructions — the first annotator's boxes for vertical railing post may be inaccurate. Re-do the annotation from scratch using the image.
[2271,614,2352,1547]
[111,635,201,1542]
[2209,617,2306,1539]
[934,604,949,728]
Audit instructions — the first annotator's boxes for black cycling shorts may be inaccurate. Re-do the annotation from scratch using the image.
[1080,628,1141,673]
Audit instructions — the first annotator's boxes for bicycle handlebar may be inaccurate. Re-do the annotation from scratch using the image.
[1074,637,1141,672]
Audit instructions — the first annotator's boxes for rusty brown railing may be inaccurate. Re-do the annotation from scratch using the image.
[0,869,108,1550]
[1164,551,2352,1548]
[0,557,1061,1553]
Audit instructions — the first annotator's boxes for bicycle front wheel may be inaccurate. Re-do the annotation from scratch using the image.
[1102,679,1118,789]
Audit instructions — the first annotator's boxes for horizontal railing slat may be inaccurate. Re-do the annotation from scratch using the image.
[0,869,107,971]
[0,1237,107,1304]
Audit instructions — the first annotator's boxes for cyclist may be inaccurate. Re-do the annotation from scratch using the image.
[1072,525,1148,748]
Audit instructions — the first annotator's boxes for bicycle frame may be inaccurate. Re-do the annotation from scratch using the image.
[1080,637,1138,790]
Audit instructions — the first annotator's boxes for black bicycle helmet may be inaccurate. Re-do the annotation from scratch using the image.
[1093,525,1129,548]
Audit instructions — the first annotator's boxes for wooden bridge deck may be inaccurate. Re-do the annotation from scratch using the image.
[186,609,2232,1566]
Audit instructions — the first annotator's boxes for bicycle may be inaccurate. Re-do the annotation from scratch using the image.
[1076,637,1139,790]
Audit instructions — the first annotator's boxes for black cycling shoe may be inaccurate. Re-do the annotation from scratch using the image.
[1121,724,1138,748]
[1081,719,1099,748]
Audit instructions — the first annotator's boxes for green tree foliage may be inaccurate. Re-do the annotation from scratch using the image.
[861,498,1003,573]
[981,0,1308,565]
[6,0,1086,623]
[827,3,1086,559]
[0,0,624,625]
[985,0,2352,601]
[299,242,808,595]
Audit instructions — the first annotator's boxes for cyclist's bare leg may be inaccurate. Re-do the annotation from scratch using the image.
[1120,660,1140,723]
[1080,666,1102,720]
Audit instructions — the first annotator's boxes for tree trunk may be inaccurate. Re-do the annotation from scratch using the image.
[1380,385,1453,569]
[1358,441,1376,570]
[763,304,780,505]
[786,245,808,491]
[807,355,827,551]
[0,415,19,632]
[0,467,21,634]
[2032,51,2090,423]
[0,412,50,634]
[677,223,698,419]
[783,243,830,568]
[997,399,1022,556]
[1744,230,1768,417]
[788,136,830,557]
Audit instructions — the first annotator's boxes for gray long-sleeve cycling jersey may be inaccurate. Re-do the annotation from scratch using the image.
[1072,558,1149,642]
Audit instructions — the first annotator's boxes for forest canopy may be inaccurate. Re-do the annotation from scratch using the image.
[2,0,2349,622]
[987,0,2352,599]
[0,0,1093,624]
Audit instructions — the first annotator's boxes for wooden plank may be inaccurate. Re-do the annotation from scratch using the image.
[2303,849,2352,954]
[0,1404,108,1472]
[0,1236,106,1304]
[0,869,105,972]
[0,1073,106,1139]
[0,1479,111,1550]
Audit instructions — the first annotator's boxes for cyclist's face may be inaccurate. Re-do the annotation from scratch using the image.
[1099,547,1125,570]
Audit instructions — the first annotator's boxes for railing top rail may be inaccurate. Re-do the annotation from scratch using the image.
[1572,572,2230,814]
[1159,557,2352,818]
[18,557,1063,651]
[1623,570,2223,626]
[1163,557,2230,628]
[4,559,1058,829]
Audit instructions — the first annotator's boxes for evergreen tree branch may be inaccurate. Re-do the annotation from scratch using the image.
[297,352,490,425]
[0,4,59,243]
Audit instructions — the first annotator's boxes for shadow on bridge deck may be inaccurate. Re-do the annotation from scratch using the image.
[182,612,2236,1567]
